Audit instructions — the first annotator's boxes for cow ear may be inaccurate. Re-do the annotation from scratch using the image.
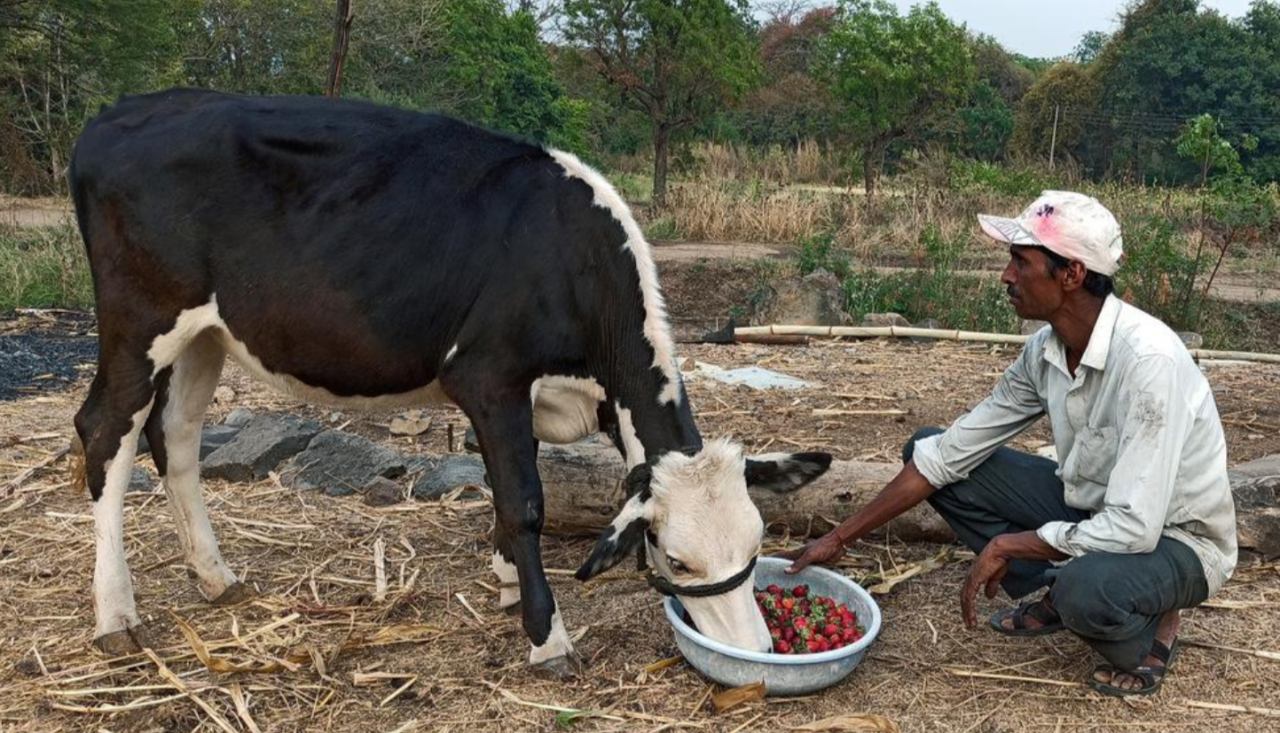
[576,492,653,581]
[744,452,833,493]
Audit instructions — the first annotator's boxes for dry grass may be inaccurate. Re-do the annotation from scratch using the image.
[1,339,1279,732]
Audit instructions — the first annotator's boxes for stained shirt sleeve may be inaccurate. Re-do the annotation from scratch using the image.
[912,341,1045,489]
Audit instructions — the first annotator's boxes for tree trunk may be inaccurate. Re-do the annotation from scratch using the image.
[861,142,880,202]
[325,0,354,98]
[535,442,1280,558]
[652,123,671,210]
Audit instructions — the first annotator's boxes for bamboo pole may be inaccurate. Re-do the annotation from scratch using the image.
[733,325,1280,365]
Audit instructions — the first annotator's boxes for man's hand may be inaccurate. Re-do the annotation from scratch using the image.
[775,532,845,574]
[960,537,1011,629]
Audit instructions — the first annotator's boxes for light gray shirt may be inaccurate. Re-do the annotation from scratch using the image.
[913,294,1237,594]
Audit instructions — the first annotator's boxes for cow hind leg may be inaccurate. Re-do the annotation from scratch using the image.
[74,354,157,655]
[148,332,250,605]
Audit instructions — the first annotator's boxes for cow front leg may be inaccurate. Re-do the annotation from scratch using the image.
[454,389,578,677]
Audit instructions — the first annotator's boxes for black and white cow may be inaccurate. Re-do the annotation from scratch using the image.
[68,89,831,674]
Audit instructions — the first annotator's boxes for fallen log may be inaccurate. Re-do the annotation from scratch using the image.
[537,443,1280,557]
[536,442,952,542]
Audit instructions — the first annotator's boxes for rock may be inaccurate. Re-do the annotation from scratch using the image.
[464,426,481,453]
[362,477,404,507]
[913,318,942,331]
[860,312,910,328]
[389,410,432,436]
[412,455,488,500]
[137,423,241,460]
[1232,474,1280,558]
[127,466,156,492]
[1020,319,1049,335]
[224,408,254,428]
[1231,453,1280,480]
[755,269,853,327]
[284,430,408,496]
[1177,331,1204,350]
[202,414,322,482]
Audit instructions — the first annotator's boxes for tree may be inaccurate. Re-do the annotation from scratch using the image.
[1009,62,1099,168]
[816,0,973,198]
[734,6,836,146]
[1072,30,1108,64]
[562,0,759,207]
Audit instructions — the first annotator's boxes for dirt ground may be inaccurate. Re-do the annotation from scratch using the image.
[1,315,1278,732]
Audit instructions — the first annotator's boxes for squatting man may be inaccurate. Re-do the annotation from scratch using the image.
[782,191,1236,696]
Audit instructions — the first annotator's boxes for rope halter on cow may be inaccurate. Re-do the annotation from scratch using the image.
[645,554,758,598]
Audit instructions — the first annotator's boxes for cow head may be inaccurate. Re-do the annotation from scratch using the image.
[576,439,832,651]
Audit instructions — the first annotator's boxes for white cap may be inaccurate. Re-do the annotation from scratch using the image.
[977,190,1124,276]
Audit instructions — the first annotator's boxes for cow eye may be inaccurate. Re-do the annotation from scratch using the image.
[666,556,689,574]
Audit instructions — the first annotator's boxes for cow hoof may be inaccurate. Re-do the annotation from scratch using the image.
[211,582,256,606]
[93,627,147,657]
[533,653,583,680]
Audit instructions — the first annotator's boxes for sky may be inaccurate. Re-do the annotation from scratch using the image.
[757,1,1257,59]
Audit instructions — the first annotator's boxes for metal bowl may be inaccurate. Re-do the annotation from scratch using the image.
[663,556,882,696]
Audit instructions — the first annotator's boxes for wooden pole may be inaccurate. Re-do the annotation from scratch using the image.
[1049,104,1060,170]
[325,0,354,98]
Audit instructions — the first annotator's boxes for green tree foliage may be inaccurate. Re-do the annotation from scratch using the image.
[0,0,183,193]
[562,0,760,206]
[1009,62,1099,167]
[732,6,837,146]
[817,0,974,197]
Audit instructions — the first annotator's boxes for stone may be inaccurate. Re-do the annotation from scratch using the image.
[127,466,156,492]
[362,477,404,507]
[755,269,853,327]
[1020,319,1049,335]
[412,455,488,500]
[137,423,241,460]
[860,312,910,328]
[202,414,322,482]
[1231,453,1280,480]
[223,408,255,428]
[1232,474,1280,558]
[1177,331,1204,350]
[283,430,408,496]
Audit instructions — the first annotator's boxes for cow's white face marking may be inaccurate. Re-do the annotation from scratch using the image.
[579,439,770,652]
[528,606,574,664]
[614,403,645,468]
[547,149,680,405]
[647,440,769,651]
[530,376,604,445]
[491,550,520,610]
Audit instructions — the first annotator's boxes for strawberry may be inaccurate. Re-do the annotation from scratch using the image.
[766,584,783,596]
[806,638,822,653]
[793,616,807,630]
[780,597,795,611]
[775,639,791,654]
[792,584,809,598]
[823,623,839,637]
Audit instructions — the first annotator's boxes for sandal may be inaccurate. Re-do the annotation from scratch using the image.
[1090,638,1178,697]
[988,597,1065,637]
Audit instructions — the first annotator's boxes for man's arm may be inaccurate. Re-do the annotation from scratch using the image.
[781,460,935,572]
[960,530,1068,628]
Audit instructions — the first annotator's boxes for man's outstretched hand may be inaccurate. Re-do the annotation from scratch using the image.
[775,533,845,574]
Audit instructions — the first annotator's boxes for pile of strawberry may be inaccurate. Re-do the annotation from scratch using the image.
[756,583,863,654]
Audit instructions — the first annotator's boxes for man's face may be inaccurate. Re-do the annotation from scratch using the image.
[1001,245,1066,320]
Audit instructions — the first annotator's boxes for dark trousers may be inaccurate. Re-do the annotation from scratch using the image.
[904,427,1209,669]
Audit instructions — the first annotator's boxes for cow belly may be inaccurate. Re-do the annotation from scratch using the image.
[156,297,450,410]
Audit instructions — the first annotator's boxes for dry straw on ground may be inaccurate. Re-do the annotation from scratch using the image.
[1,339,1278,732]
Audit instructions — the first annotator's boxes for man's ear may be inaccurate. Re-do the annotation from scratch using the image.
[576,491,653,581]
[744,452,833,493]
